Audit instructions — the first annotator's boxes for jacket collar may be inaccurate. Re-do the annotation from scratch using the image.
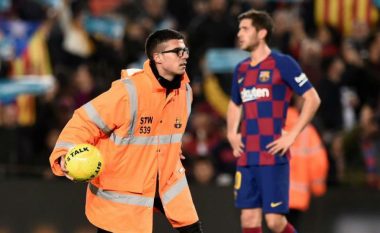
[143,60,190,92]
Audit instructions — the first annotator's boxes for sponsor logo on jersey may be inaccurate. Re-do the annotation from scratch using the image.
[294,73,308,87]
[258,70,271,82]
[238,77,244,84]
[241,87,270,102]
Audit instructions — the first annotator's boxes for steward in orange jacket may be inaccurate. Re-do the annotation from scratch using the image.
[49,29,203,233]
[285,107,328,212]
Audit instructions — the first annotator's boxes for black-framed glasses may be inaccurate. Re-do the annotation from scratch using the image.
[160,47,189,57]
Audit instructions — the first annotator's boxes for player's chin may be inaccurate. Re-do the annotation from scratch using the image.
[241,46,250,52]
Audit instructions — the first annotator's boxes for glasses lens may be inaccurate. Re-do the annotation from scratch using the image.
[178,48,189,56]
[178,48,184,56]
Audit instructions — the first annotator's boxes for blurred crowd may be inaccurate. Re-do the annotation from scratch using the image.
[0,0,380,194]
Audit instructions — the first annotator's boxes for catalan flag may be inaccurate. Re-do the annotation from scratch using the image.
[315,0,379,36]
[0,20,52,125]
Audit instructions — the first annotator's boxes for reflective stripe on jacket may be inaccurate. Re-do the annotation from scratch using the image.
[285,107,329,211]
[49,60,198,232]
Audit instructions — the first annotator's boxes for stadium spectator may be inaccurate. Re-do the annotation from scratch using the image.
[285,103,328,230]
[343,104,380,190]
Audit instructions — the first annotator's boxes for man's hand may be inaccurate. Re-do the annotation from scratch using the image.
[266,131,296,156]
[59,155,74,180]
[228,133,244,157]
[179,149,186,160]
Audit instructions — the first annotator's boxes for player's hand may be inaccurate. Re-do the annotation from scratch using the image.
[228,133,244,157]
[59,155,74,180]
[266,132,296,156]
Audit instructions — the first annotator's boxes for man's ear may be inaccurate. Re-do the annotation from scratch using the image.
[153,53,162,64]
[258,29,267,41]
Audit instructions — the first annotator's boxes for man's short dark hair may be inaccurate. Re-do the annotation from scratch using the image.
[238,9,273,43]
[145,29,184,60]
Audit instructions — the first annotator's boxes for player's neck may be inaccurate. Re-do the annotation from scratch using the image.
[250,44,271,66]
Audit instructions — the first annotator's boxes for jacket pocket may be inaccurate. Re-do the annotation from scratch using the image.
[98,175,144,194]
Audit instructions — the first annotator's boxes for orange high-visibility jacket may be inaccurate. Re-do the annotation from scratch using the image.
[49,60,198,232]
[285,107,329,211]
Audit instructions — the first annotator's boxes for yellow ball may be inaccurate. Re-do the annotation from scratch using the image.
[65,144,104,182]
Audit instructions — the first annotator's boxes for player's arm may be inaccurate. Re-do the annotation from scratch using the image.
[267,89,320,155]
[227,100,244,157]
[267,55,321,155]
[289,88,320,139]
[227,65,244,157]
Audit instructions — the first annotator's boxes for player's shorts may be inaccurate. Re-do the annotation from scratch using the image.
[234,163,289,214]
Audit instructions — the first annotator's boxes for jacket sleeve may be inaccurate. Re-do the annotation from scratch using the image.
[49,82,130,176]
[308,126,329,196]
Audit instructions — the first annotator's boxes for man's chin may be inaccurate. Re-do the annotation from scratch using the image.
[239,44,246,49]
[241,46,251,52]
[177,69,186,75]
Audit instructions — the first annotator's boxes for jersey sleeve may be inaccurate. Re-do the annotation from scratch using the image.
[230,65,242,105]
[280,55,313,96]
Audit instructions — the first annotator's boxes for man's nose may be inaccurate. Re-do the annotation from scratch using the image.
[182,53,189,59]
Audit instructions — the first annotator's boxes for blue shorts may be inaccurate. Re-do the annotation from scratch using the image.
[234,163,289,214]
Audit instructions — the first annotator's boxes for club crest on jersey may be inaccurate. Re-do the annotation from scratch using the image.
[258,70,271,82]
[174,118,182,128]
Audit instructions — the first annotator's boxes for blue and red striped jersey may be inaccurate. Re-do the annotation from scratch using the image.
[231,51,313,166]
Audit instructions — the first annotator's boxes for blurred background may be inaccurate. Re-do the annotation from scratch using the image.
[0,0,379,232]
